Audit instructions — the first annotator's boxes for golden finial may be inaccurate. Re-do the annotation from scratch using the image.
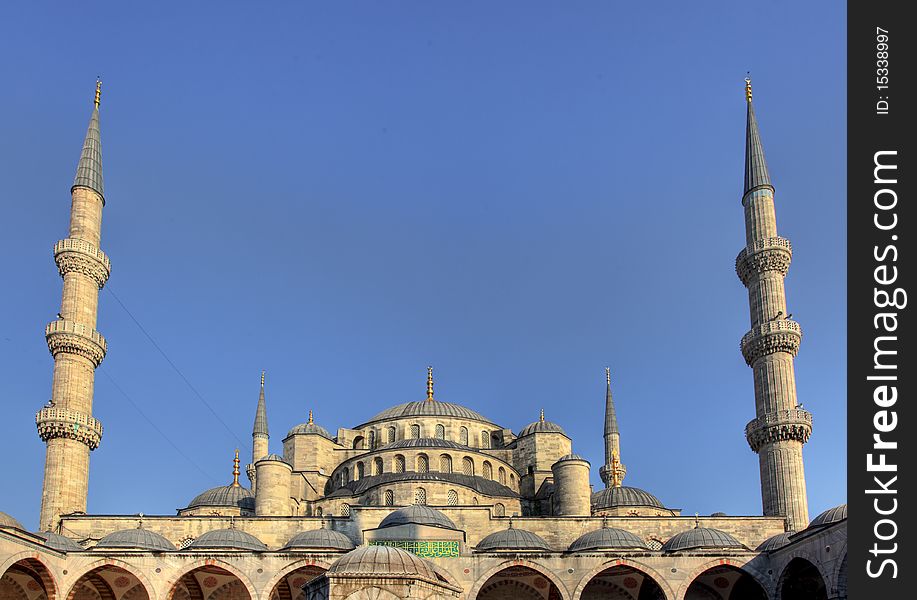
[744,75,753,103]
[94,78,102,109]
[426,366,434,401]
[308,409,314,424]
[694,513,700,528]
[138,513,144,529]
[540,408,545,422]
[232,449,241,487]
[605,367,611,386]
[261,370,265,387]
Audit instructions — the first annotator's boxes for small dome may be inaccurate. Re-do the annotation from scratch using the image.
[360,400,495,427]
[662,528,745,552]
[328,545,441,583]
[96,528,175,551]
[756,532,793,552]
[378,505,457,530]
[808,503,847,529]
[476,528,551,552]
[38,532,84,552]
[592,486,664,509]
[286,420,334,440]
[554,453,590,465]
[710,512,727,517]
[569,527,648,552]
[0,511,24,529]
[518,419,566,437]
[256,454,291,465]
[380,438,466,451]
[188,528,267,551]
[186,485,255,512]
[284,529,355,551]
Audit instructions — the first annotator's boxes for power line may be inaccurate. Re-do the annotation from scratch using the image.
[104,285,246,447]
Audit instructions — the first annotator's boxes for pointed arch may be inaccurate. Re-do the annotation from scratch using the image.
[162,560,256,600]
[468,560,570,600]
[778,557,828,600]
[65,562,156,600]
[0,555,58,600]
[677,558,768,600]
[262,560,331,600]
[572,558,673,600]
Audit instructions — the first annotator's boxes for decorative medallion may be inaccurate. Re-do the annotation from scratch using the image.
[203,577,218,588]
[623,577,638,589]
[114,577,130,588]
[714,577,730,589]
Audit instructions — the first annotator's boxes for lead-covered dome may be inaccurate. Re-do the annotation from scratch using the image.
[378,505,457,530]
[188,528,267,551]
[808,503,847,529]
[328,545,441,583]
[380,438,466,451]
[569,527,648,552]
[361,400,495,426]
[756,532,793,552]
[284,529,355,551]
[476,527,551,552]
[662,527,745,552]
[95,528,175,551]
[592,486,664,509]
[518,416,566,437]
[286,419,334,440]
[0,512,24,529]
[186,485,255,512]
[38,531,84,552]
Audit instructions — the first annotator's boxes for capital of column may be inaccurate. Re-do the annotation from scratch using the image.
[45,319,107,367]
[735,236,792,286]
[36,406,104,449]
[54,238,111,289]
[740,319,801,366]
[745,409,812,452]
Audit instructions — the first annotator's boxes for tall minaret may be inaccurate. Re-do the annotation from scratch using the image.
[599,368,626,488]
[36,81,111,531]
[247,371,269,491]
[736,78,812,531]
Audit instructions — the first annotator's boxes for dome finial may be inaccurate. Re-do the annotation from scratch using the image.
[94,78,102,109]
[308,409,314,424]
[426,366,435,401]
[539,408,545,422]
[232,449,241,487]
[744,74,752,103]
[261,370,265,387]
[138,512,144,529]
[694,512,700,528]
[605,367,611,386]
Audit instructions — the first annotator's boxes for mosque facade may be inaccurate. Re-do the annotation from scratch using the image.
[2,79,846,600]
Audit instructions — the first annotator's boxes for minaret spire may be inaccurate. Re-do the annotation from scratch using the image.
[247,371,269,490]
[37,81,112,531]
[599,368,626,488]
[736,79,811,530]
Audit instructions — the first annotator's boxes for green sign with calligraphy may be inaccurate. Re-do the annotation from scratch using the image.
[369,540,460,558]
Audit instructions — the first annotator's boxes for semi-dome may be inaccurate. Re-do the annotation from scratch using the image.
[592,486,664,509]
[476,527,551,552]
[188,528,267,551]
[38,532,84,552]
[0,511,24,529]
[95,528,175,551]
[380,438,466,451]
[284,528,355,551]
[569,527,648,552]
[662,527,745,552]
[808,503,847,529]
[186,485,255,512]
[518,418,566,437]
[328,545,442,584]
[756,532,793,552]
[361,400,495,427]
[378,505,457,530]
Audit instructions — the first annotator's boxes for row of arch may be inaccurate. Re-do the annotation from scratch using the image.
[337,454,516,487]
[325,490,504,515]
[0,553,841,600]
[357,424,496,449]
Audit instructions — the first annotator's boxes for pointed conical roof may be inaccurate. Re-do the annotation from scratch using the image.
[253,372,268,437]
[72,82,104,200]
[744,80,772,195]
[604,369,618,437]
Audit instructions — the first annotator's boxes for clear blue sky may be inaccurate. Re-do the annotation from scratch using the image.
[1,2,846,529]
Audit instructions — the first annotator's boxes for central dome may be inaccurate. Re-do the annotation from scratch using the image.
[360,400,495,426]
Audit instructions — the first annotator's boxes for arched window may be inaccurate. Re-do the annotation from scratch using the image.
[417,454,429,473]
[368,430,375,448]
[447,489,458,505]
[394,455,406,473]
[439,454,452,473]
[481,431,490,448]
[373,457,384,475]
[315,506,323,517]
[388,426,396,443]
[342,467,350,485]
[435,424,445,439]
[459,426,469,445]
[340,503,351,516]
[483,461,493,480]
[510,473,515,487]
[356,462,365,480]
[384,490,394,506]
[462,457,474,476]
[410,424,421,439]
[494,503,505,517]
[472,497,479,505]
[415,488,427,505]
[498,467,506,485]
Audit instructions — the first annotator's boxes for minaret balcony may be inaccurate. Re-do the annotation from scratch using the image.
[745,409,812,452]
[45,319,107,367]
[740,319,801,365]
[36,407,104,449]
[735,236,792,285]
[54,238,111,288]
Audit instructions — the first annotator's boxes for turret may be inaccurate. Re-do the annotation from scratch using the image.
[36,81,111,531]
[551,454,591,516]
[736,78,811,530]
[247,371,269,490]
[254,454,293,516]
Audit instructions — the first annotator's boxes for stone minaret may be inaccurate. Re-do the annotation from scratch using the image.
[599,368,626,488]
[36,81,110,531]
[736,78,812,531]
[247,371,269,491]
